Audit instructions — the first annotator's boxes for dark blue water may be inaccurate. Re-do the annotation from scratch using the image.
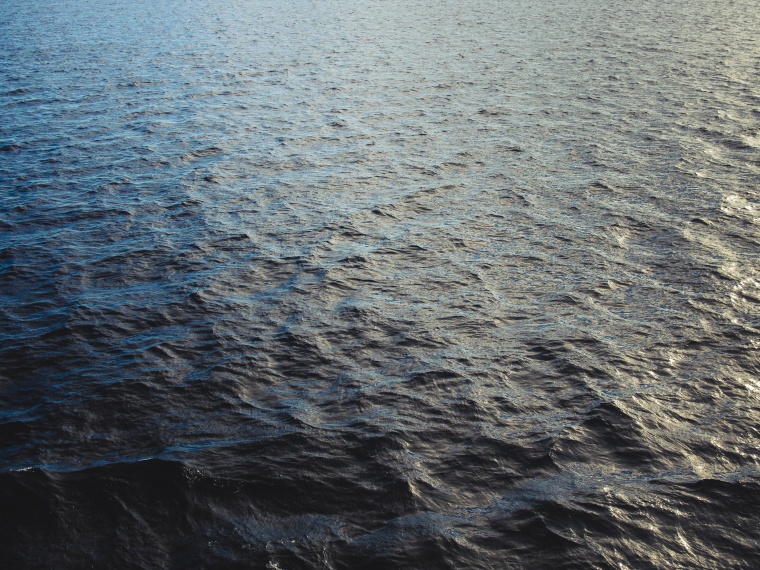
[2,0,760,568]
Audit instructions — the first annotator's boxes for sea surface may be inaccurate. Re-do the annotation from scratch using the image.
[1,0,759,568]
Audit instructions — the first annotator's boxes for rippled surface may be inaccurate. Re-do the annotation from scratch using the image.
[2,0,760,567]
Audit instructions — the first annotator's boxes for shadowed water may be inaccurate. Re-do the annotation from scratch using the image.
[1,0,759,568]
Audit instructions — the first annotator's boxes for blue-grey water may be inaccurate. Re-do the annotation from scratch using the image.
[2,0,760,568]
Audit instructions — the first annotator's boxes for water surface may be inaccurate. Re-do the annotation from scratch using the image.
[2,0,760,568]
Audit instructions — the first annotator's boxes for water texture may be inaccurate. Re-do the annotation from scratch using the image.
[1,0,759,567]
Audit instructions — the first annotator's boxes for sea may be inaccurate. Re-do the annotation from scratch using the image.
[1,0,759,568]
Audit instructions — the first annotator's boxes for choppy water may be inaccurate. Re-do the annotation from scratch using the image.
[2,0,760,567]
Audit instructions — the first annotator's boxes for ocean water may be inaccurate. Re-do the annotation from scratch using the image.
[1,0,759,567]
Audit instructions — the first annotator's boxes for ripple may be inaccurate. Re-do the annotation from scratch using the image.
[2,0,760,567]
